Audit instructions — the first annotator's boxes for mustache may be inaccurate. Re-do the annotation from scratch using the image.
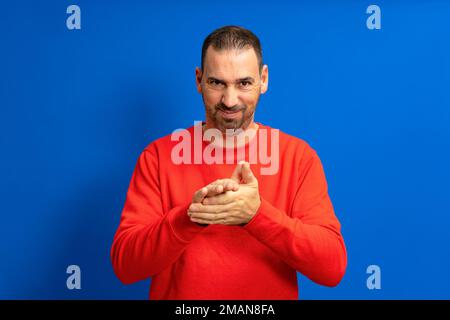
[215,103,246,113]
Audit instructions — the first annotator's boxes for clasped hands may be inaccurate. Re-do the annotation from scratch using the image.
[188,161,261,226]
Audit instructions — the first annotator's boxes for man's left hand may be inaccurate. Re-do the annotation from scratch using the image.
[188,162,261,226]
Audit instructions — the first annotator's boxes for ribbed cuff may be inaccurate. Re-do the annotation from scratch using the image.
[243,197,285,241]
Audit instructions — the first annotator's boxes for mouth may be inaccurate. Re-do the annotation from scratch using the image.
[218,109,242,119]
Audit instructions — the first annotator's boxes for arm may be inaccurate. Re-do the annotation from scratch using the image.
[110,144,204,284]
[243,148,347,287]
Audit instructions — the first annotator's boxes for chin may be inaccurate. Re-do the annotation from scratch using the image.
[220,120,242,131]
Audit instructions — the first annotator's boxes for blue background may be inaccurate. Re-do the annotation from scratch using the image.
[1,0,449,299]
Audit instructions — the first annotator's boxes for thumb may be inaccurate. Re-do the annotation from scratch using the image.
[230,162,243,183]
[192,187,207,203]
[241,162,257,184]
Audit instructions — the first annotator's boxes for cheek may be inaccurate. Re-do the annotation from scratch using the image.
[203,92,221,108]
[241,93,259,110]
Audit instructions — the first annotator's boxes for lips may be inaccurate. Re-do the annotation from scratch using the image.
[218,109,242,119]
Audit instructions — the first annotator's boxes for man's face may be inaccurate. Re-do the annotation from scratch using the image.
[196,47,268,133]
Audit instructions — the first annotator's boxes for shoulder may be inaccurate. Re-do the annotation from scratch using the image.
[141,124,196,157]
[258,123,318,160]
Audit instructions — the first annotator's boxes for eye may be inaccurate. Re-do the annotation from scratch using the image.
[239,80,252,87]
[208,79,224,87]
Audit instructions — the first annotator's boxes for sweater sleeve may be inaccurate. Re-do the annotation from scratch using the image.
[110,144,205,284]
[243,146,347,287]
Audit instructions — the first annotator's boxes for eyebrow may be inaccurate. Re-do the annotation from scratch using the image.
[238,77,255,83]
[207,76,256,84]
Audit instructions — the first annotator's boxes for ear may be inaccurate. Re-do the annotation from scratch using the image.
[260,64,269,94]
[195,67,203,93]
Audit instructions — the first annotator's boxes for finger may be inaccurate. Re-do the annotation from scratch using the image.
[190,217,217,225]
[223,180,239,192]
[191,215,236,226]
[205,183,223,197]
[192,187,208,203]
[202,190,236,205]
[213,178,237,189]
[206,179,238,196]
[241,162,257,184]
[189,211,229,222]
[190,218,211,226]
[189,202,234,213]
[211,183,223,194]
[215,184,224,193]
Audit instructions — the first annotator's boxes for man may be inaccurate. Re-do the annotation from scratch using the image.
[111,26,347,299]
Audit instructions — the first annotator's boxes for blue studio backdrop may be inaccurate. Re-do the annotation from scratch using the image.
[1,1,449,299]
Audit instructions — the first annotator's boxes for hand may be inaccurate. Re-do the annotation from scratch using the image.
[191,178,240,203]
[188,162,261,226]
[189,178,240,226]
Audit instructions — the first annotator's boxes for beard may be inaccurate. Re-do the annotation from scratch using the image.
[204,98,259,133]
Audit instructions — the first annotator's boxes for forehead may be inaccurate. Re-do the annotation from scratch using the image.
[203,47,260,79]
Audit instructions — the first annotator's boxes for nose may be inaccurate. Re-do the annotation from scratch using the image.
[221,87,239,108]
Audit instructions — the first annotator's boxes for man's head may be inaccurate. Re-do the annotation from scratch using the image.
[196,26,269,133]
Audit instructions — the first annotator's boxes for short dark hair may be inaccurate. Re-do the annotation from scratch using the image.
[201,25,263,72]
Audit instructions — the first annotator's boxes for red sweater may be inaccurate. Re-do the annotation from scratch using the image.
[111,123,347,299]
